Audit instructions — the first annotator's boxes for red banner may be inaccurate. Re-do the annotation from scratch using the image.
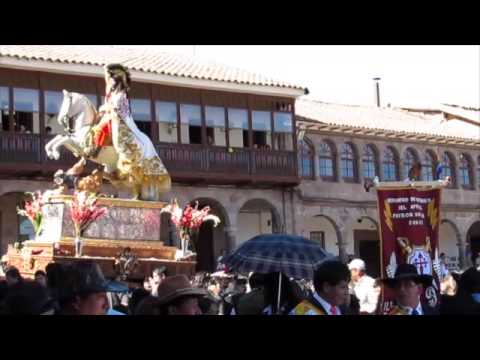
[377,187,442,314]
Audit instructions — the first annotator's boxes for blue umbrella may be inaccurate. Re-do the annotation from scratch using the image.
[222,234,335,280]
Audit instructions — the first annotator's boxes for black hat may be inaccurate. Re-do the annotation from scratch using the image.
[456,267,480,293]
[58,260,128,300]
[380,263,433,288]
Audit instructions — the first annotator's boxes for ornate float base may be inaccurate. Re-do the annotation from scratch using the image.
[7,195,197,280]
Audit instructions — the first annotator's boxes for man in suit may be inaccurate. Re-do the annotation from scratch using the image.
[290,260,351,315]
[380,263,438,315]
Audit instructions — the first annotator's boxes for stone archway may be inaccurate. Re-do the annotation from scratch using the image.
[350,216,380,278]
[190,197,230,272]
[237,198,282,244]
[440,219,462,270]
[467,221,480,266]
[302,214,342,257]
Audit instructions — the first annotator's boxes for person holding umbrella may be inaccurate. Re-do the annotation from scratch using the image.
[290,260,351,315]
[222,234,335,314]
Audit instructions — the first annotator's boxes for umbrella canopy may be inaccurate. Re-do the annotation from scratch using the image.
[222,234,335,280]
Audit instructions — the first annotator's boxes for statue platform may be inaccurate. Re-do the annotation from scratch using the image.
[7,195,196,280]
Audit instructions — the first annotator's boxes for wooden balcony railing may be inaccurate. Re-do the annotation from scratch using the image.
[0,134,299,184]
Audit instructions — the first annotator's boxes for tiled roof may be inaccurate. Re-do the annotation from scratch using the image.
[0,45,307,93]
[295,99,480,142]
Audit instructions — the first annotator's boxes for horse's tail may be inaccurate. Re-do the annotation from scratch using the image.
[140,174,171,201]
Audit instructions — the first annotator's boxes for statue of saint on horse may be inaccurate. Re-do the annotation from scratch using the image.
[45,64,171,201]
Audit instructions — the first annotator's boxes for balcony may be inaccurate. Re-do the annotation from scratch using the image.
[0,133,300,186]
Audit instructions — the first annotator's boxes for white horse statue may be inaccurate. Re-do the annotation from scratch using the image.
[45,90,171,201]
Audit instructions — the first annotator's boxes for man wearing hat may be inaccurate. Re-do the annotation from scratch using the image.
[57,260,128,315]
[380,263,438,315]
[348,258,380,314]
[154,275,207,315]
[440,267,480,314]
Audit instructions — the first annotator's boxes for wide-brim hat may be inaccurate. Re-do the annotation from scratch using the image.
[156,275,207,306]
[380,263,433,288]
[456,267,480,293]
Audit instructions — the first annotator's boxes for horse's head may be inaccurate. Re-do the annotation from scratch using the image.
[58,90,97,133]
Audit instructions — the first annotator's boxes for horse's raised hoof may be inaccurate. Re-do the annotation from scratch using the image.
[53,152,60,160]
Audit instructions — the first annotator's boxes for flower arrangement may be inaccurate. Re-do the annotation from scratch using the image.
[161,199,221,258]
[67,191,108,256]
[17,191,44,239]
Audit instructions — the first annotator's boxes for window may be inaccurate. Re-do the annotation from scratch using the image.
[319,141,335,179]
[298,139,314,179]
[205,106,226,146]
[180,104,202,145]
[459,154,472,188]
[422,151,436,181]
[131,98,152,136]
[363,145,377,179]
[228,108,248,148]
[441,152,456,187]
[403,148,419,180]
[44,91,64,135]
[156,101,178,143]
[310,231,325,249]
[273,112,293,151]
[13,88,39,134]
[85,94,98,108]
[252,111,272,150]
[383,147,398,181]
[340,143,356,181]
[1,86,9,131]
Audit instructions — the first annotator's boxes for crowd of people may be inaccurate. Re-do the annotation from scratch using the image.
[1,253,479,315]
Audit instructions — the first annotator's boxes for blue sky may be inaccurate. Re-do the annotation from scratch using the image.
[122,45,480,109]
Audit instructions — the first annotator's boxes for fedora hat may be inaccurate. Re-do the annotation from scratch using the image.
[380,263,433,288]
[156,275,207,306]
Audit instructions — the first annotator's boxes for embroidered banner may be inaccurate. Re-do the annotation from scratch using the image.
[377,187,442,314]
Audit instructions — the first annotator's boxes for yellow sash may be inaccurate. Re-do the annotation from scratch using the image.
[292,300,326,315]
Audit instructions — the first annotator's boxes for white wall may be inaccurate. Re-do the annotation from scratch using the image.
[214,128,226,146]
[180,124,190,144]
[439,222,460,270]
[237,211,272,243]
[300,216,338,255]
[229,128,244,147]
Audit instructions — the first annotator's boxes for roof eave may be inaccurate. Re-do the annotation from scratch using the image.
[0,57,306,98]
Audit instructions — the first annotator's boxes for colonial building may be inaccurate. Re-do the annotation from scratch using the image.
[0,45,306,271]
[0,45,478,275]
[295,99,480,276]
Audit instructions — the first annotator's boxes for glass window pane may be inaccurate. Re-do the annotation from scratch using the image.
[206,106,226,147]
[44,91,64,135]
[205,106,225,127]
[1,86,10,132]
[252,111,271,131]
[156,101,177,143]
[14,88,39,112]
[14,88,39,133]
[228,108,248,129]
[252,111,271,149]
[131,99,151,122]
[180,104,201,126]
[1,87,9,110]
[156,101,177,124]
[228,108,248,148]
[86,94,98,108]
[274,112,292,133]
[180,104,202,145]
